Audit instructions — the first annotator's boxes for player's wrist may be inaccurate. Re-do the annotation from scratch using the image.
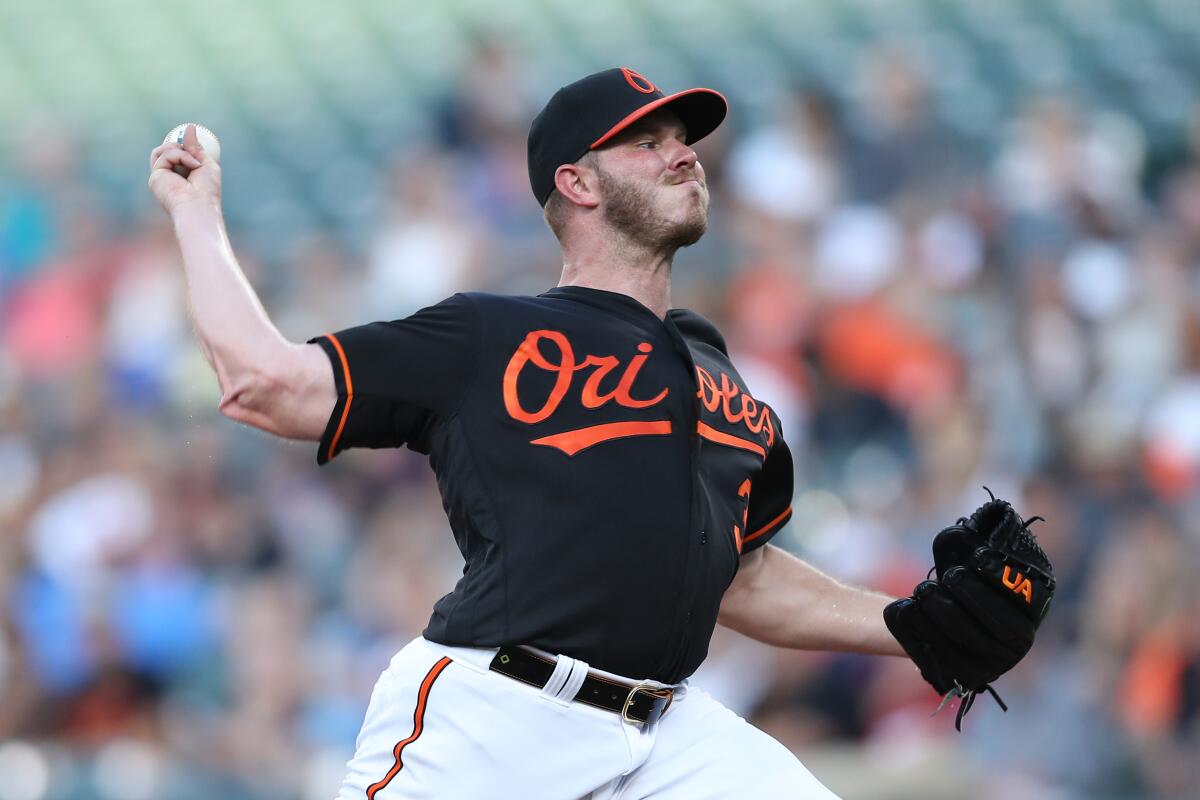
[169,193,225,226]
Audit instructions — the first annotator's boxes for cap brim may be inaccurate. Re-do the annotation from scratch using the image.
[589,88,728,150]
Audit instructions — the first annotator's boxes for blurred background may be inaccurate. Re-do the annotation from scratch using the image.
[2,0,1199,797]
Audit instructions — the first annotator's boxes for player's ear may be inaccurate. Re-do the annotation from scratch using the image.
[553,162,600,210]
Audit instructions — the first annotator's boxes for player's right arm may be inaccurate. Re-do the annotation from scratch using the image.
[147,125,334,440]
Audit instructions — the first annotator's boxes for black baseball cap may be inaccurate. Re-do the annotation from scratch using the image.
[527,67,728,207]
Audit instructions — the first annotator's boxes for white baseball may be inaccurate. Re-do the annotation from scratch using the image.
[163,123,221,163]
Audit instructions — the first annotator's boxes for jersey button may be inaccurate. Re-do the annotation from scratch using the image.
[699,531,707,545]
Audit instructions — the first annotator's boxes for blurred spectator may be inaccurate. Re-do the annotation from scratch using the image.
[0,119,89,292]
[435,34,536,156]
[727,85,844,224]
[845,44,959,206]
[363,151,484,318]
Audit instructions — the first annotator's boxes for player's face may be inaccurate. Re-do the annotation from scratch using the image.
[593,110,709,251]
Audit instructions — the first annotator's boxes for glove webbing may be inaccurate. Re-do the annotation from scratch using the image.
[1006,515,1053,581]
[973,487,1051,576]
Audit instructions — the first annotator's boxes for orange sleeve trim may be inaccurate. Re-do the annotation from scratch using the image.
[366,656,451,800]
[323,333,353,463]
[743,506,792,546]
[696,421,766,459]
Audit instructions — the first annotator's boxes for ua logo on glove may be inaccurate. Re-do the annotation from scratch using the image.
[1001,566,1033,604]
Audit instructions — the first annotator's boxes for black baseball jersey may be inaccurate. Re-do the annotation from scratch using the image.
[309,286,793,683]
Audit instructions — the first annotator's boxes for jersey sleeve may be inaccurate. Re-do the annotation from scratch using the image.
[740,434,794,554]
[307,293,480,464]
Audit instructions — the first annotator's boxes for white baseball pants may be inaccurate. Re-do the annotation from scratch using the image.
[336,636,842,799]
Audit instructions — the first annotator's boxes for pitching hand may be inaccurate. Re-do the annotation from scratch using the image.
[147,124,222,215]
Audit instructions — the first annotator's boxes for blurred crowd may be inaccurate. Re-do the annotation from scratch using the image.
[2,39,1200,800]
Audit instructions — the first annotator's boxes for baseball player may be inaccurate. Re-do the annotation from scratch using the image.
[148,68,1051,798]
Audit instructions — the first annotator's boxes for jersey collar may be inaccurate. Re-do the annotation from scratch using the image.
[541,285,671,324]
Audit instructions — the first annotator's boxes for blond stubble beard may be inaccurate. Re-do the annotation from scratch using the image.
[595,165,709,253]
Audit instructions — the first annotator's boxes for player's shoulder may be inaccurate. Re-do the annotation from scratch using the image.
[454,290,549,317]
[458,289,605,318]
[668,308,729,356]
[458,290,547,308]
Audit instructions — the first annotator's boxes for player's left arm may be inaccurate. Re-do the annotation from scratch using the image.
[718,544,907,656]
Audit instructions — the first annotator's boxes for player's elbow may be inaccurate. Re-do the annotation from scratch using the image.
[215,343,335,440]
[217,366,285,430]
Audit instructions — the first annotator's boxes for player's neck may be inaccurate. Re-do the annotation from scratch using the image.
[558,233,674,319]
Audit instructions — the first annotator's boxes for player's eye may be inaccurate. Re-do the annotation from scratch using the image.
[637,140,657,149]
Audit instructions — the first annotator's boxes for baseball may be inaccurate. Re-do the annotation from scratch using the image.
[163,123,221,176]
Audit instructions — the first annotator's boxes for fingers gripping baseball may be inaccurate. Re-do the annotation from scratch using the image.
[147,123,222,215]
[151,147,201,174]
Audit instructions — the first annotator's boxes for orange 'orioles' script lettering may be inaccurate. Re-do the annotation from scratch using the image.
[503,330,671,455]
[694,365,775,448]
[1002,565,1034,605]
[503,330,668,422]
[502,331,777,458]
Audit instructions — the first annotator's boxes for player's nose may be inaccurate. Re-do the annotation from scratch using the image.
[668,140,699,175]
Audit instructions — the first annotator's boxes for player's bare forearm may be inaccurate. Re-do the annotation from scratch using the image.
[149,128,334,440]
[718,544,906,657]
[171,203,333,439]
[172,200,285,375]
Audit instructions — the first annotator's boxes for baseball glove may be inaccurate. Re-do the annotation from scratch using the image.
[883,489,1055,729]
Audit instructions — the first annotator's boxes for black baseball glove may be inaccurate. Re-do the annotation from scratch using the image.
[883,489,1055,729]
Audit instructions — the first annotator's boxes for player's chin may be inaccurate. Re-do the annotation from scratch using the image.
[669,181,707,208]
[685,183,710,215]
[667,208,708,248]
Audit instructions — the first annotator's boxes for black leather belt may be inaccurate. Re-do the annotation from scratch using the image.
[488,645,674,724]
